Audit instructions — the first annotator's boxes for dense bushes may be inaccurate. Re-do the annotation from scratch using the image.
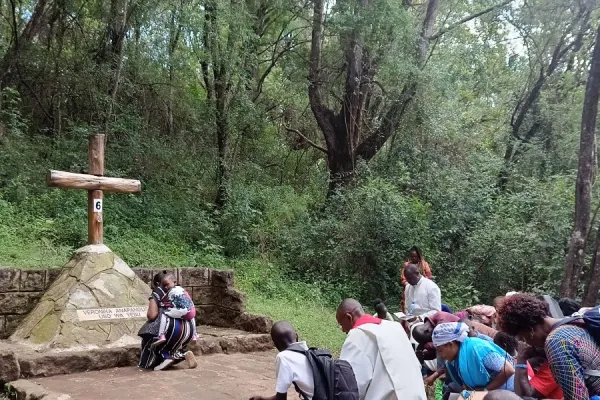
[0,122,578,310]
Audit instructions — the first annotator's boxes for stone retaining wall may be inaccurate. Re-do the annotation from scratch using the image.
[0,267,271,338]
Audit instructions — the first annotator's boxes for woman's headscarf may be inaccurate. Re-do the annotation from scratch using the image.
[432,322,469,347]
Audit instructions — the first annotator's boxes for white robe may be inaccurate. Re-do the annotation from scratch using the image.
[404,277,441,317]
[340,320,426,400]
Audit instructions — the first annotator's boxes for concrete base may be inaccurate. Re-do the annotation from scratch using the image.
[10,245,150,352]
[0,326,272,384]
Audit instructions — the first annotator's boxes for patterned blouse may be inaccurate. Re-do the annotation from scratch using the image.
[545,324,600,400]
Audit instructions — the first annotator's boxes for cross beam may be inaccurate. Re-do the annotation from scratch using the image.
[46,134,141,245]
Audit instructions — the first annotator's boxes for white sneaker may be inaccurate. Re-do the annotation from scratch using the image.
[185,351,197,369]
[154,358,175,371]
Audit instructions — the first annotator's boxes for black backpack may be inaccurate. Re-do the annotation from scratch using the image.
[286,345,359,400]
[553,306,600,342]
[552,306,600,379]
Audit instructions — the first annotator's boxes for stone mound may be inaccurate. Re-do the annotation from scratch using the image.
[10,245,149,351]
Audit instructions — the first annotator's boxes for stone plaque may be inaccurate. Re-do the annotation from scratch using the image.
[77,306,147,321]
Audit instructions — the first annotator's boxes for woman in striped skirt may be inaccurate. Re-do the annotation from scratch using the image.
[139,271,197,371]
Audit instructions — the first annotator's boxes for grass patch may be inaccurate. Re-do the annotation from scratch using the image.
[233,258,346,354]
[244,291,346,354]
[0,204,346,353]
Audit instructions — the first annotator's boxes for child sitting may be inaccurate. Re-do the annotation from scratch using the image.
[152,273,198,347]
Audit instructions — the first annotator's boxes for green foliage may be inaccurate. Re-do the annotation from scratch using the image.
[0,0,598,349]
[279,177,431,302]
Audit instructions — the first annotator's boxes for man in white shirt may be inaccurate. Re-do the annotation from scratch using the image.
[404,263,441,317]
[336,298,426,400]
[249,321,314,400]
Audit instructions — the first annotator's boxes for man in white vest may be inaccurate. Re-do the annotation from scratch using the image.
[336,298,426,400]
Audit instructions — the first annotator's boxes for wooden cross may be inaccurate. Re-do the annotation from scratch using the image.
[46,134,141,245]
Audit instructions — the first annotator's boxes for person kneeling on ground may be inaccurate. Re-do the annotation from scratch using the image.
[513,341,563,399]
[433,322,515,391]
[249,321,314,400]
[493,332,517,358]
[138,271,197,372]
[373,298,395,321]
[497,293,600,400]
[337,298,426,400]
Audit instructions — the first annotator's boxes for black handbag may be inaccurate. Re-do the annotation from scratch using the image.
[138,317,160,337]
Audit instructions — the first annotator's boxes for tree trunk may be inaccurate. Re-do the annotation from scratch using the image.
[498,8,590,191]
[215,78,230,208]
[583,223,600,306]
[562,22,600,299]
[103,0,128,136]
[0,0,55,87]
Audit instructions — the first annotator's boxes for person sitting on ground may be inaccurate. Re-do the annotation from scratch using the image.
[373,298,395,321]
[404,263,441,316]
[337,298,426,400]
[152,273,198,347]
[433,322,515,391]
[249,321,314,400]
[558,297,582,317]
[493,332,518,358]
[497,293,600,400]
[512,340,563,400]
[138,271,196,371]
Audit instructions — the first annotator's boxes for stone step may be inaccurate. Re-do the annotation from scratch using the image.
[0,326,273,383]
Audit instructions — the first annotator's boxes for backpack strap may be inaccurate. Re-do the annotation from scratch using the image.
[285,345,310,400]
[552,315,583,330]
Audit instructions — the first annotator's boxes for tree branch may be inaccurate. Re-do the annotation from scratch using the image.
[428,0,513,41]
[284,125,328,154]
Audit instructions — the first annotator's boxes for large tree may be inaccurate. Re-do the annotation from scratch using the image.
[565,22,600,300]
[305,0,512,193]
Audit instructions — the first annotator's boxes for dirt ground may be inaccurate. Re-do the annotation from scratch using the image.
[31,351,288,400]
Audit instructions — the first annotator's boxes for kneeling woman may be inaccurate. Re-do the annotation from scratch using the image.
[139,271,196,371]
[433,322,515,391]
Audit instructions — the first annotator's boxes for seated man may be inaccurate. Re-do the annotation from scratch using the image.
[249,321,314,400]
[337,298,426,400]
[404,263,441,317]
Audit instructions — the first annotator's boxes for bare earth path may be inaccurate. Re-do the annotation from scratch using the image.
[31,351,285,400]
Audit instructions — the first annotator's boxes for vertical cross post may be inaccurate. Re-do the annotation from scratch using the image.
[88,134,105,244]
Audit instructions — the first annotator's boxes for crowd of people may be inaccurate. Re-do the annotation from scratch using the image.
[139,251,600,400]
[249,247,600,400]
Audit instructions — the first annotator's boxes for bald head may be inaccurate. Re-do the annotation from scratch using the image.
[336,298,365,334]
[483,390,521,400]
[270,320,298,351]
[337,298,364,314]
[404,263,421,285]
